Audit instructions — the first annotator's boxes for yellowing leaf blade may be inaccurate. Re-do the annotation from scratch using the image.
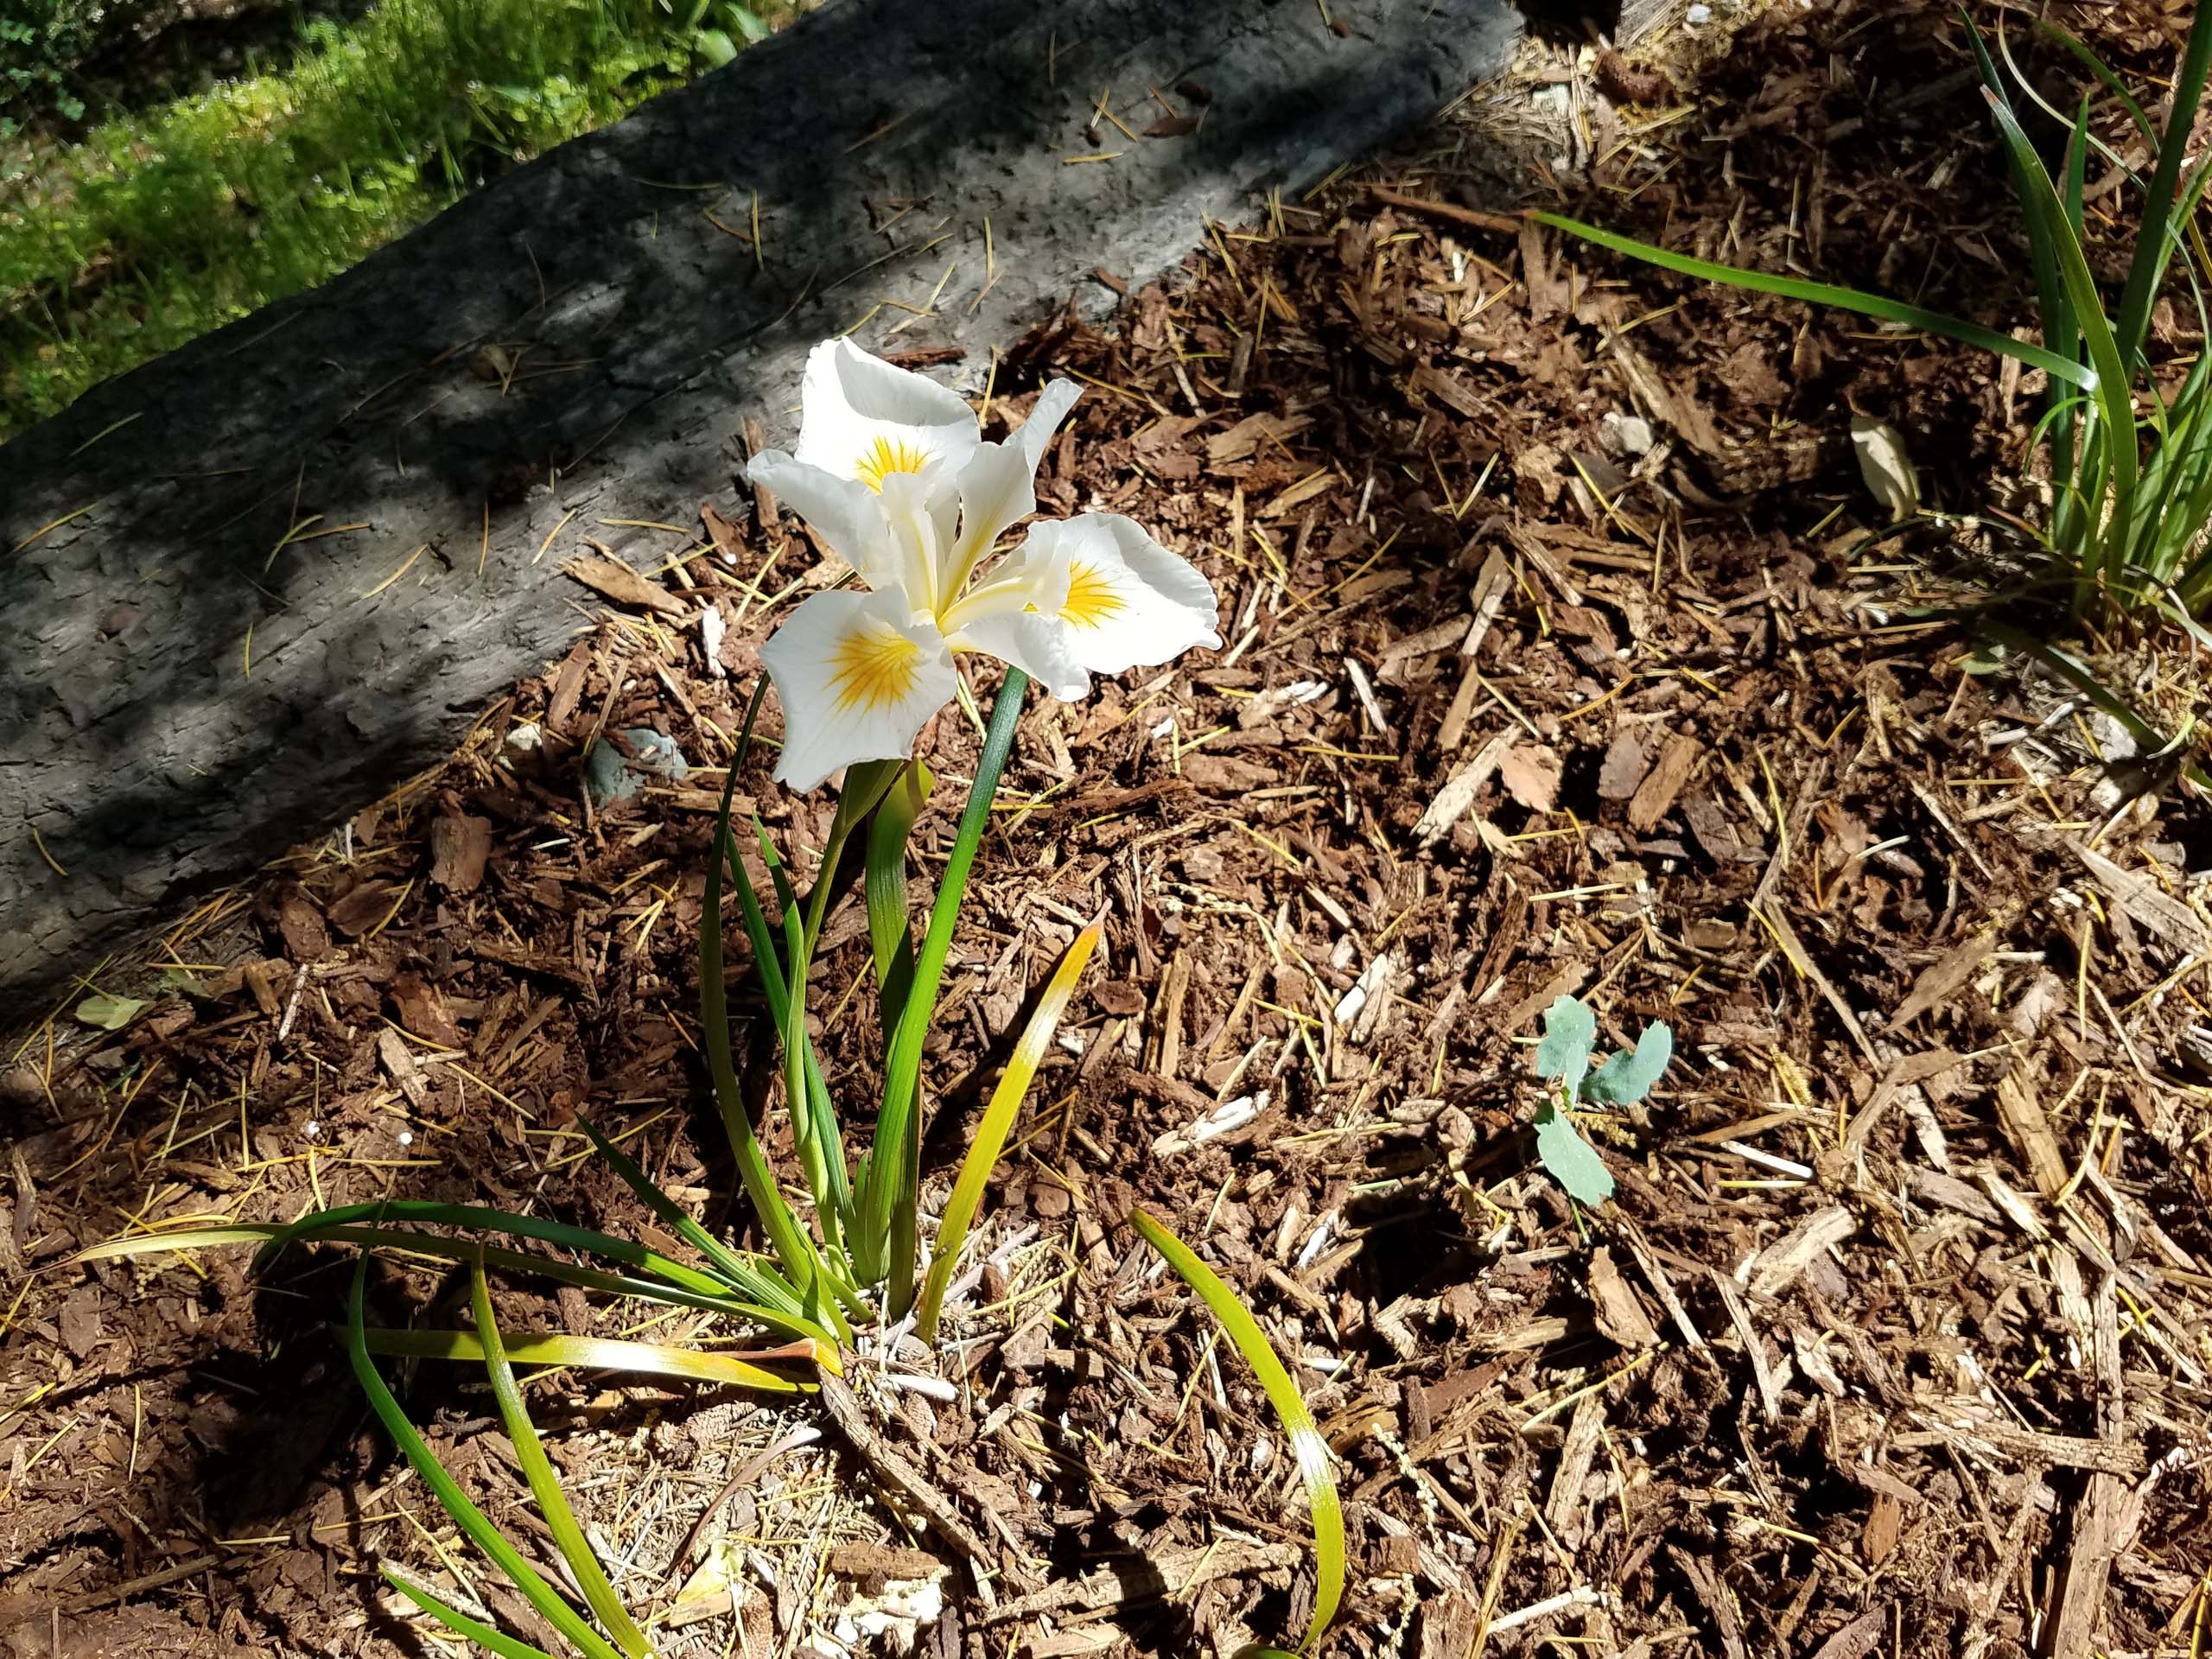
[344,1255,627,1659]
[471,1261,649,1656]
[1131,1208,1343,1653]
[914,918,1103,1341]
[357,1327,825,1393]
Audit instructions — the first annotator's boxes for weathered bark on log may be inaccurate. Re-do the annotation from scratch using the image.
[0,0,1529,1004]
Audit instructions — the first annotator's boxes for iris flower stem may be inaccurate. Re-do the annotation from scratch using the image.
[784,812,859,1261]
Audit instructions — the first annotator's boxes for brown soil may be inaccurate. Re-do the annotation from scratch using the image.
[7,3,2212,1656]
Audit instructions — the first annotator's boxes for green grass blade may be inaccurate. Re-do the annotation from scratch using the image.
[2180,536,2212,599]
[1965,10,2073,367]
[1975,619,2167,751]
[853,762,932,1289]
[2111,0,2212,363]
[2174,151,2212,255]
[2023,390,2094,552]
[914,917,1102,1343]
[702,753,845,1329]
[2163,389,2212,581]
[779,756,902,1246]
[1980,92,2140,582]
[358,1326,827,1392]
[2028,19,2157,149]
[471,1261,649,1657]
[753,817,804,917]
[345,1254,629,1659]
[2063,95,2089,245]
[721,796,844,1230]
[859,667,1031,1313]
[1131,1209,1343,1654]
[574,1117,817,1319]
[381,1567,563,1659]
[758,817,844,1250]
[2127,362,2212,581]
[865,761,933,1039]
[1532,210,2099,391]
[2044,95,2094,548]
[813,760,906,948]
[2120,160,2212,582]
[256,1201,744,1304]
[84,1220,811,1327]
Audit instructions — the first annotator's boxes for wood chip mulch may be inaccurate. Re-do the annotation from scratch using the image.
[4,4,2211,1657]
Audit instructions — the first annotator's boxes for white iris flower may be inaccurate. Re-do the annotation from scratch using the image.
[750,340,1222,791]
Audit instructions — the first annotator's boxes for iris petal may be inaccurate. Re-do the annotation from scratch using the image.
[760,586,959,791]
[791,340,980,493]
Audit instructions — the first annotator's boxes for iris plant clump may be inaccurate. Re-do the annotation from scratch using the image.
[87,343,1343,1659]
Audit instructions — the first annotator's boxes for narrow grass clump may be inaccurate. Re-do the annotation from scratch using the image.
[1,0,772,439]
[1542,10,2212,632]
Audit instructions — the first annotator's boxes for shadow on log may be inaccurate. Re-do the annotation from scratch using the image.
[0,0,1529,1004]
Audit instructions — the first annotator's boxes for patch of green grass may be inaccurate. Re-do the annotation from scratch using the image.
[0,0,777,442]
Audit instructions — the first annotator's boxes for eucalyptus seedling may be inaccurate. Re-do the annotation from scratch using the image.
[1531,995,1672,1205]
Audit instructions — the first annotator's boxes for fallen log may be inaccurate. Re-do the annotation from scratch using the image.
[0,0,1539,1004]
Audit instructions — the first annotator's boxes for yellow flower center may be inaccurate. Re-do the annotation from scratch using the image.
[1061,560,1126,628]
[828,622,925,713]
[855,435,930,493]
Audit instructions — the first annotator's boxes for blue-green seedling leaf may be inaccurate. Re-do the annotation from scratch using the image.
[585,739,639,803]
[1534,1105,1615,1206]
[621,728,689,782]
[1534,995,1598,1095]
[1585,1022,1673,1107]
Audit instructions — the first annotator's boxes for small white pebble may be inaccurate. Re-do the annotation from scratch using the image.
[302,1122,321,1141]
[1599,410,1655,458]
[1687,3,1712,22]
[699,605,728,677]
[397,1130,414,1148]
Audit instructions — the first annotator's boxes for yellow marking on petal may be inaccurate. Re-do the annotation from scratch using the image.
[1061,560,1126,628]
[829,621,925,712]
[855,435,930,492]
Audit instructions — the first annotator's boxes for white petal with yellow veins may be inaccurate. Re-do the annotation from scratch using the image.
[760,587,957,791]
[744,450,892,582]
[951,609,1090,700]
[792,339,979,494]
[1023,513,1221,676]
[938,380,1082,611]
